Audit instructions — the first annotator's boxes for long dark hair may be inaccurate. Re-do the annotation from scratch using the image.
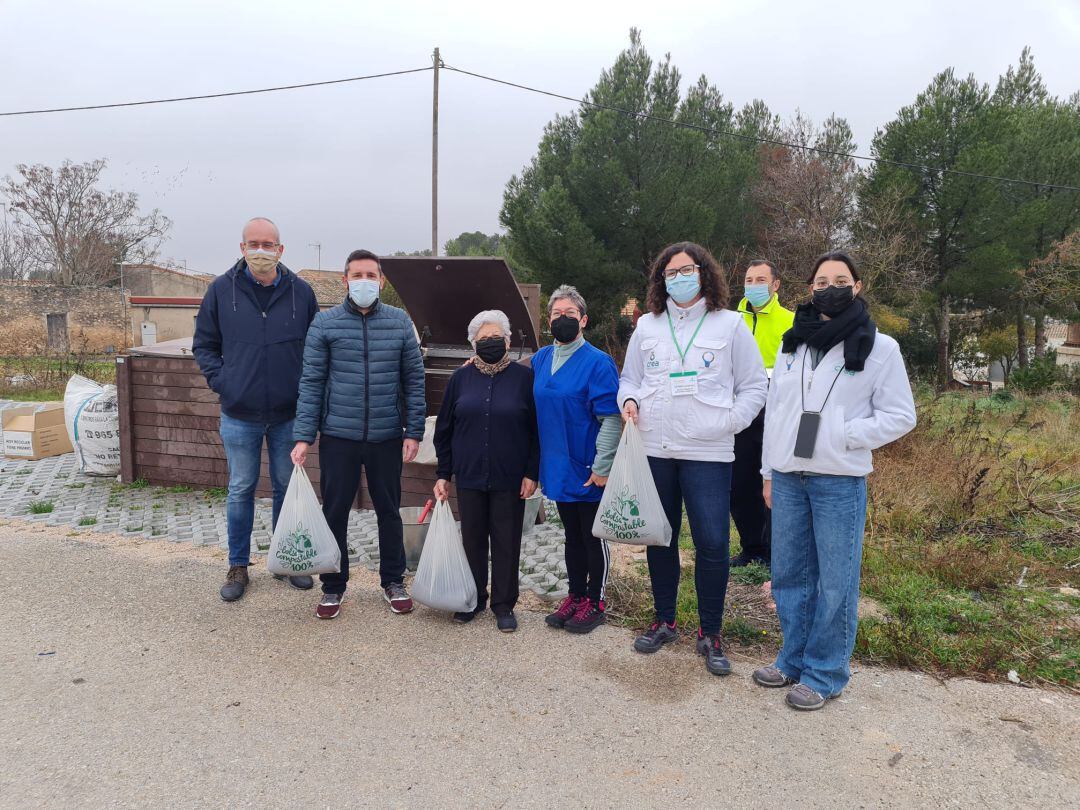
[645,241,729,315]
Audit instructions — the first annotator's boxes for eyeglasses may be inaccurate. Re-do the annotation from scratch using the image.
[244,241,279,251]
[662,264,700,280]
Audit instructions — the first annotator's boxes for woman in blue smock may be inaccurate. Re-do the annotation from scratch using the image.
[533,285,623,635]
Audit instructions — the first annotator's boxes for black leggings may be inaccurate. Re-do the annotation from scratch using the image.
[556,500,610,605]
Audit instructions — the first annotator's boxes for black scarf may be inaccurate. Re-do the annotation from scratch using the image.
[781,297,876,372]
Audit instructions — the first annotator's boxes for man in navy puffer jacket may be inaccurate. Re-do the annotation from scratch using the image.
[194,217,320,602]
[291,249,426,619]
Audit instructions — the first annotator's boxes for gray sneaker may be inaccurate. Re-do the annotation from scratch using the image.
[786,683,839,711]
[752,665,796,688]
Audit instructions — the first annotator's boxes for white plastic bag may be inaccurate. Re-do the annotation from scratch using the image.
[63,375,120,476]
[413,416,438,465]
[411,500,477,613]
[267,465,341,577]
[592,420,672,546]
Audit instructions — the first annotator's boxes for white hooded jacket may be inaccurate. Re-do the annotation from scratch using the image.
[761,332,916,479]
[618,298,769,462]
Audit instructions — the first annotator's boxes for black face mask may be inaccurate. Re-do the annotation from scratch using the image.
[475,337,507,364]
[812,285,856,317]
[550,315,580,344]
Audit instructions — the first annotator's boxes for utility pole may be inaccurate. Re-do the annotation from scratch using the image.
[309,242,322,270]
[432,46,440,256]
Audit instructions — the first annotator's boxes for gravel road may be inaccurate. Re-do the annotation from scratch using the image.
[1,520,1076,808]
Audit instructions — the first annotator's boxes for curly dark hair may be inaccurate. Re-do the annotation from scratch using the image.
[645,242,729,315]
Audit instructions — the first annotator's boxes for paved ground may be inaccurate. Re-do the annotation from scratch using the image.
[0,453,570,599]
[2,521,1077,809]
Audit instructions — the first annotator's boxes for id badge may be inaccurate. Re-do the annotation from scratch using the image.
[669,370,698,396]
[793,412,821,458]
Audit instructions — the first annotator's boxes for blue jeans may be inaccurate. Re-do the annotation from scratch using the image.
[770,471,867,697]
[645,457,732,635]
[219,413,294,567]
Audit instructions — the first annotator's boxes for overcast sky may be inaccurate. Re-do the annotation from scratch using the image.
[2,0,1078,275]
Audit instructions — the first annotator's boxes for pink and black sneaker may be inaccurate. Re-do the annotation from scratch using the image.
[545,594,584,628]
[565,598,606,634]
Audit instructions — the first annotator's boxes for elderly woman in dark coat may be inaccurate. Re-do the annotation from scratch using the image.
[433,309,539,632]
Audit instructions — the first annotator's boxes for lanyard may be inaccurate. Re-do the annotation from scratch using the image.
[800,349,845,414]
[666,310,708,368]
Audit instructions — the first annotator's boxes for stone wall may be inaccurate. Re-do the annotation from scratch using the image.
[0,282,128,356]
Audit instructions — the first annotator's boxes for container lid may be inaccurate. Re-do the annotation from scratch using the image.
[128,337,195,357]
[380,256,539,350]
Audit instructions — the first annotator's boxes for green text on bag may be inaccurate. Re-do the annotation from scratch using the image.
[598,485,648,540]
[276,524,318,572]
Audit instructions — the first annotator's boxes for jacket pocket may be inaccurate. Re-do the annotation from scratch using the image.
[686,338,734,440]
[217,341,261,413]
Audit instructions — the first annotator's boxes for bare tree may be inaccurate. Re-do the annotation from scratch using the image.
[852,178,934,304]
[1022,229,1080,329]
[752,112,860,282]
[2,159,170,286]
[0,207,38,280]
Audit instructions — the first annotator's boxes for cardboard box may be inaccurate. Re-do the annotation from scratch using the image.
[2,403,74,460]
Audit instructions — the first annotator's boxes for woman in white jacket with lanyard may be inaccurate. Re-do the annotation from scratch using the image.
[619,242,768,676]
[755,251,916,711]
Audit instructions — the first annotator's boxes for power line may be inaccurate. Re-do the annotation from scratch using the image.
[442,63,1080,194]
[0,67,433,117]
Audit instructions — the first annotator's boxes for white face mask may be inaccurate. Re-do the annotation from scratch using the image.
[245,248,279,275]
[348,278,380,308]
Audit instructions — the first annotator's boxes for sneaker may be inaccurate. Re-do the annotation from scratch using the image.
[496,612,518,633]
[633,620,678,653]
[219,565,249,602]
[752,665,796,688]
[316,592,342,620]
[545,594,583,628]
[565,598,606,634]
[453,608,479,624]
[696,630,732,676]
[274,574,314,590]
[786,683,838,711]
[383,582,414,614]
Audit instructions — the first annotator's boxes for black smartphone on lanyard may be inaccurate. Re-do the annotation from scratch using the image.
[793,412,821,459]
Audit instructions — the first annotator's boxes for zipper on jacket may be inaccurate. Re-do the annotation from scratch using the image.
[262,309,268,422]
[362,313,370,442]
[751,311,758,335]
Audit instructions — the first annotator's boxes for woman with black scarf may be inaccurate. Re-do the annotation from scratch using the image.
[433,309,540,633]
[753,251,916,711]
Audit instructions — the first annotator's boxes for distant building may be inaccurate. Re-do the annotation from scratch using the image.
[0,265,212,355]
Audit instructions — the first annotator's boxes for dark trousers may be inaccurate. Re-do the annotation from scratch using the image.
[646,457,732,635]
[318,434,405,594]
[730,408,771,562]
[457,488,526,616]
[556,500,609,605]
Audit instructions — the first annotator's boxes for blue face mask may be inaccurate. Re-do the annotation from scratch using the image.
[745,284,773,308]
[348,278,380,309]
[665,273,701,305]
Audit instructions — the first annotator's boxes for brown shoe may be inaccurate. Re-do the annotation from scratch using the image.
[220,565,249,602]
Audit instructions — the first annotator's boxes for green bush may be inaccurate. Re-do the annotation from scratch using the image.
[1010,352,1059,394]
